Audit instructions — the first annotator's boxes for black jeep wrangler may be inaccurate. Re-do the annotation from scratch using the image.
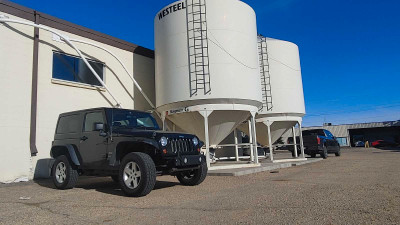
[50,107,207,197]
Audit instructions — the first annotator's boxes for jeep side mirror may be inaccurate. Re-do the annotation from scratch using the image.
[94,123,104,131]
[99,131,108,137]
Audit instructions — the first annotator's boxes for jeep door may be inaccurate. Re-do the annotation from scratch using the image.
[79,110,108,169]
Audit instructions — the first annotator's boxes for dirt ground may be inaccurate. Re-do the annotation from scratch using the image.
[1,147,399,224]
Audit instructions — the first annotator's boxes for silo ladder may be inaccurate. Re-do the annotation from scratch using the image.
[186,0,211,97]
[258,35,273,111]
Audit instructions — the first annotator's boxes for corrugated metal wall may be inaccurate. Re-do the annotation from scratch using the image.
[282,120,400,145]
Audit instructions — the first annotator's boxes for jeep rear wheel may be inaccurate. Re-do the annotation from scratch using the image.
[119,152,156,197]
[177,161,208,186]
[52,155,78,189]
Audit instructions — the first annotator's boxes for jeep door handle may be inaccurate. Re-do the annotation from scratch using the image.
[80,136,88,141]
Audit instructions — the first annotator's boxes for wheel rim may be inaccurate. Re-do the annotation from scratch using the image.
[55,162,67,183]
[123,162,141,189]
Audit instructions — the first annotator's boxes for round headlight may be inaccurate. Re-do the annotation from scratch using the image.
[160,136,168,147]
[192,137,199,146]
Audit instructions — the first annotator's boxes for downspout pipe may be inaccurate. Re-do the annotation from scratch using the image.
[0,16,123,108]
[29,11,39,156]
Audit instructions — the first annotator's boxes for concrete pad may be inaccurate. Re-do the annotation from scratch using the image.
[272,158,307,163]
[208,158,323,176]
[209,163,260,171]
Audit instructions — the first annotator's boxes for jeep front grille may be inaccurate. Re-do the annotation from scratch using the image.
[169,138,195,154]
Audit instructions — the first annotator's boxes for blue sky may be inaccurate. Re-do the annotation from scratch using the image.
[11,0,400,126]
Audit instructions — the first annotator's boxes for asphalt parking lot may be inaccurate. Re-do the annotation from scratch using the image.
[1,147,399,225]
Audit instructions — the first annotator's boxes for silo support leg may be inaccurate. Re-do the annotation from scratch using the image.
[299,122,305,158]
[250,112,258,164]
[162,112,167,131]
[234,129,239,162]
[248,120,254,162]
[267,121,274,162]
[200,110,212,168]
[292,126,298,158]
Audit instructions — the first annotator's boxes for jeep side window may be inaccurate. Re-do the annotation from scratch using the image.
[84,112,104,132]
[56,114,80,134]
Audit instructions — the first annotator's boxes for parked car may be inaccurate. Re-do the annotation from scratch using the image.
[288,129,341,159]
[371,140,398,148]
[50,108,207,197]
[355,141,365,147]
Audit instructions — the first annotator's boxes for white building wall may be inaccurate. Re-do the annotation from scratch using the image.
[0,12,34,182]
[0,11,155,182]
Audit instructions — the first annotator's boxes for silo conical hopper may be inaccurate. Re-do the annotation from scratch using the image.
[239,120,298,146]
[154,0,263,165]
[167,110,251,146]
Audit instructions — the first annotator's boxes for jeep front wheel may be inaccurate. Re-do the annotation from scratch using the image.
[177,161,208,186]
[119,152,156,197]
[52,155,79,189]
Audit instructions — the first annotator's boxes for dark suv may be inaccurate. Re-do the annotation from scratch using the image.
[50,107,207,197]
[288,129,341,159]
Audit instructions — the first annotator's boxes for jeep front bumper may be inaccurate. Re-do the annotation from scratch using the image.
[167,155,205,168]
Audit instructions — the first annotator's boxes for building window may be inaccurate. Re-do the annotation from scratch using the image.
[336,137,348,146]
[52,52,104,86]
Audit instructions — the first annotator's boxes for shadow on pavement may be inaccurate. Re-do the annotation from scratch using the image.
[34,177,180,197]
[373,147,400,153]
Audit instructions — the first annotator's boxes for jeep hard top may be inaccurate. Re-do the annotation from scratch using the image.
[50,107,207,196]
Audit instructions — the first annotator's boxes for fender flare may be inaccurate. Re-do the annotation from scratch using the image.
[51,144,81,166]
[109,138,159,166]
[65,144,81,166]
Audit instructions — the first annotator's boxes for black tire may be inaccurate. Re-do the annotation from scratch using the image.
[310,153,316,158]
[177,161,208,186]
[321,146,328,159]
[119,152,156,197]
[111,175,119,183]
[52,155,79,189]
[335,146,341,157]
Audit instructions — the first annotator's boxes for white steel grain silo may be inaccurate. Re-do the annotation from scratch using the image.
[155,0,263,166]
[240,36,306,162]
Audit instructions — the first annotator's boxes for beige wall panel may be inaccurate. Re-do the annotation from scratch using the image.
[133,54,155,112]
[0,13,155,180]
[0,12,34,182]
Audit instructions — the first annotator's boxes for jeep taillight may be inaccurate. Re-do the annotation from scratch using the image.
[317,137,321,145]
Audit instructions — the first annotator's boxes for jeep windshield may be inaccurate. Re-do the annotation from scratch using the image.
[110,109,160,130]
